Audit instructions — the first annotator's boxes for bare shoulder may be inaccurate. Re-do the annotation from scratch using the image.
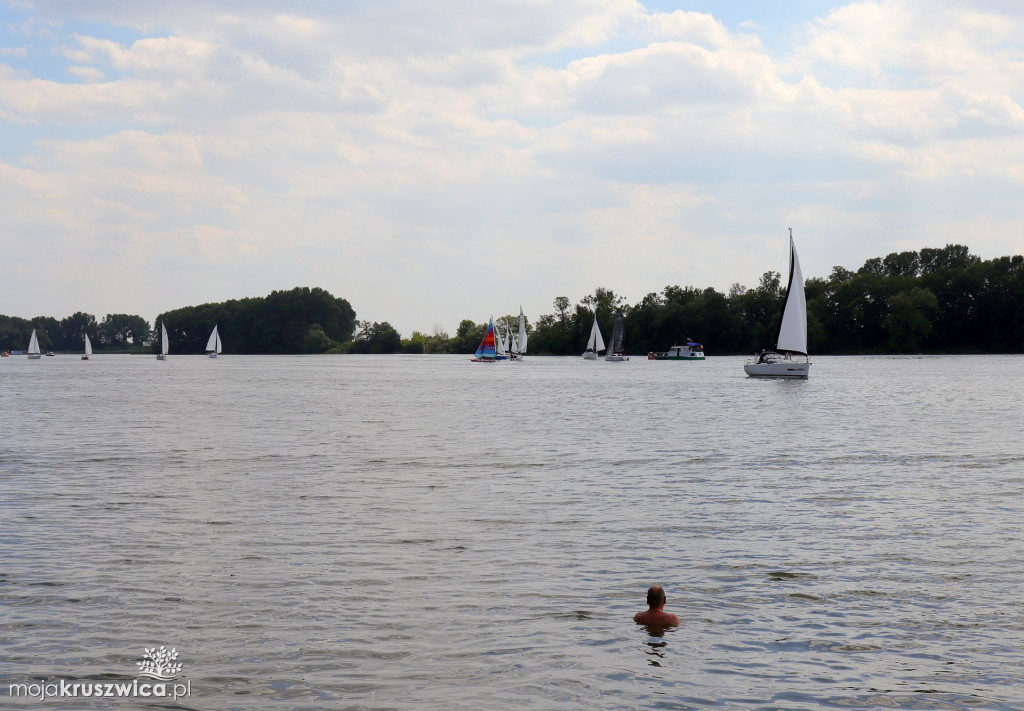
[634,610,679,626]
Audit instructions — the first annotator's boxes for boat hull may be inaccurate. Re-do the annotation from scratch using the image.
[27,354,42,359]
[650,354,705,360]
[743,361,811,378]
[157,354,167,361]
[604,354,629,361]
[582,351,598,360]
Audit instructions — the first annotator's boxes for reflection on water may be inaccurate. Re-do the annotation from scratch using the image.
[643,635,668,667]
[1,354,1024,709]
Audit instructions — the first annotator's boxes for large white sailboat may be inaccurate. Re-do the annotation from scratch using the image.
[604,310,629,361]
[510,306,528,361]
[82,333,92,360]
[157,323,169,360]
[582,313,605,360]
[744,230,811,378]
[206,325,222,358]
[27,329,42,359]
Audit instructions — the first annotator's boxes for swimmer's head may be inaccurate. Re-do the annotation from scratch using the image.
[646,585,666,607]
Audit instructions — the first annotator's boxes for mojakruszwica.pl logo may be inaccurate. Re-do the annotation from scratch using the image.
[8,646,192,701]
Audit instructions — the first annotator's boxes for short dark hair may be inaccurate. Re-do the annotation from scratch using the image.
[647,585,666,607]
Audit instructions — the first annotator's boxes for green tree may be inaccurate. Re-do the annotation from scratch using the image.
[401,331,427,354]
[156,286,356,354]
[885,288,939,351]
[348,321,401,354]
[453,319,486,353]
[100,313,151,348]
[882,250,920,278]
[301,323,332,353]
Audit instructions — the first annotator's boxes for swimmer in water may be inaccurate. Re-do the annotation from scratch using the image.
[633,585,680,627]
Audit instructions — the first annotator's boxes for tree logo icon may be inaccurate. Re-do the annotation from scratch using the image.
[136,647,184,680]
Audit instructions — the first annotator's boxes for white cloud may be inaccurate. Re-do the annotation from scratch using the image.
[66,64,105,82]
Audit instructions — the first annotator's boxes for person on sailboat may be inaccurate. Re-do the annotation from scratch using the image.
[633,585,679,627]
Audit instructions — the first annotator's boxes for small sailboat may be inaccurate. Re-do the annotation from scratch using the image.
[744,229,811,378]
[81,333,92,360]
[206,325,222,358]
[494,322,509,361]
[157,323,169,360]
[517,306,528,361]
[471,317,499,362]
[27,329,42,359]
[604,310,629,361]
[582,313,605,360]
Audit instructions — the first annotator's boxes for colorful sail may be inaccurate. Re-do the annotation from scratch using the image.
[474,318,497,360]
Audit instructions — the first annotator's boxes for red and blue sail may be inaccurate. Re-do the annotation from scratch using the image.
[474,318,497,360]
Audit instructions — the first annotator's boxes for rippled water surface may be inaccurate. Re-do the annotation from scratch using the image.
[2,353,1023,709]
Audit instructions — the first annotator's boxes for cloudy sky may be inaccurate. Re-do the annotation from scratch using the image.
[2,0,1022,335]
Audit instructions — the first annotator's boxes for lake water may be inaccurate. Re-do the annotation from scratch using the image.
[1,353,1023,710]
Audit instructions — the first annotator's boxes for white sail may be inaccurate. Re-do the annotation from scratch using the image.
[518,306,527,354]
[84,333,93,356]
[775,236,808,355]
[588,314,606,353]
[206,325,221,354]
[495,325,507,356]
[161,324,169,356]
[27,329,40,355]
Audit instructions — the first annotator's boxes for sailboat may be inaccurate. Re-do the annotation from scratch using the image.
[471,317,499,362]
[157,323,169,360]
[206,325,222,358]
[508,307,527,361]
[494,322,509,361]
[517,307,528,360]
[81,333,92,360]
[582,313,605,360]
[604,310,629,361]
[744,230,811,378]
[27,329,42,359]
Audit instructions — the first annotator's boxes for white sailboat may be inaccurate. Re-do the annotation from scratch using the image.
[518,306,528,358]
[509,307,528,362]
[157,323,169,360]
[206,325,222,358]
[604,310,629,361]
[744,230,811,378]
[81,333,92,360]
[27,329,42,359]
[495,323,508,361]
[582,313,605,360]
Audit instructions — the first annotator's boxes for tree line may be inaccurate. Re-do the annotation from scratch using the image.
[361,243,1022,356]
[4,245,1022,356]
[0,287,357,355]
[522,244,1024,356]
[0,312,150,353]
